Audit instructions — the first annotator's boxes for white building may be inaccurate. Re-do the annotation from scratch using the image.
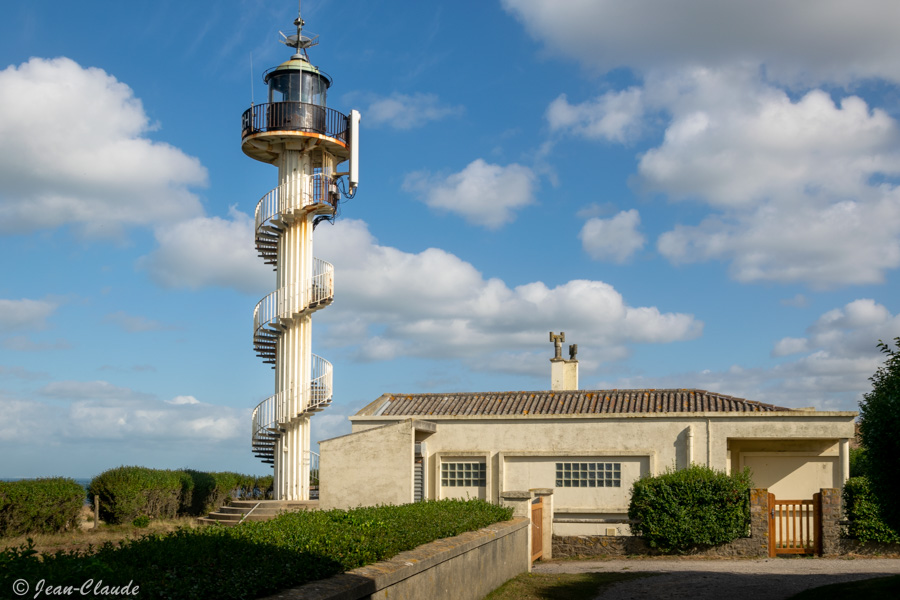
[320,336,856,534]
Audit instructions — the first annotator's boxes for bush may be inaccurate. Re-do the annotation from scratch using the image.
[87,467,275,522]
[843,476,900,544]
[183,470,274,516]
[858,338,900,532]
[0,499,513,600]
[88,467,183,524]
[0,478,85,537]
[628,464,751,553]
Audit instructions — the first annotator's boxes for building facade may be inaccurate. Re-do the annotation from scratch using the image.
[320,389,855,535]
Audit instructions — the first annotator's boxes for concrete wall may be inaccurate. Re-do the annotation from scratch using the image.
[319,420,415,509]
[260,518,529,600]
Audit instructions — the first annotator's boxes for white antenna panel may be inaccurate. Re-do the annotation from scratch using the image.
[349,110,360,190]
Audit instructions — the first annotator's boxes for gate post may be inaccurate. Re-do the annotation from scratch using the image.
[747,489,770,558]
[818,488,841,557]
[766,492,775,558]
[501,491,534,572]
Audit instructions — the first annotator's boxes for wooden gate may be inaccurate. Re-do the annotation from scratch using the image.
[531,496,543,561]
[767,492,821,557]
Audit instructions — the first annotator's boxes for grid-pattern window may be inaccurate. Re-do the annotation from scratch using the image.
[441,462,486,487]
[555,462,621,487]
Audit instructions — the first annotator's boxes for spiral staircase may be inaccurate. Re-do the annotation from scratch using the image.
[250,179,335,466]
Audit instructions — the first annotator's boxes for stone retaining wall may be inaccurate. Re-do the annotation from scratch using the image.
[260,517,529,600]
[839,539,900,556]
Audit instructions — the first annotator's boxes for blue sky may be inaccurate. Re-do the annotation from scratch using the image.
[2,0,900,479]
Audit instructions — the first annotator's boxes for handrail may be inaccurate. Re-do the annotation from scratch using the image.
[242,102,348,142]
[254,174,336,236]
[251,355,333,452]
[237,502,261,525]
[252,259,334,353]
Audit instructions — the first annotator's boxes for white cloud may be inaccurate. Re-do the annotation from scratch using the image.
[502,0,900,86]
[546,89,644,142]
[104,311,178,333]
[781,294,809,308]
[638,71,900,209]
[139,206,270,294]
[166,395,200,405]
[362,92,464,129]
[19,380,245,442]
[0,298,58,332]
[628,67,900,287]
[0,57,207,238]
[601,299,900,411]
[39,380,153,401]
[315,219,701,369]
[403,159,536,229]
[2,336,72,352]
[772,337,809,357]
[579,209,645,263]
[0,366,48,381]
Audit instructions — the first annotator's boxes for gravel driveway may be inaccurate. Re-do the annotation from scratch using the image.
[532,557,900,600]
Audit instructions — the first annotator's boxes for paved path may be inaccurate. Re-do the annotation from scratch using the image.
[533,557,900,600]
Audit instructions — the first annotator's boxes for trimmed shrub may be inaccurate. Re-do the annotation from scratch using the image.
[88,467,183,524]
[0,478,85,537]
[183,470,274,516]
[629,464,751,553]
[843,476,900,544]
[0,498,513,600]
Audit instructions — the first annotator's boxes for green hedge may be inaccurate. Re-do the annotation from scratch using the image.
[0,499,513,600]
[88,467,274,524]
[182,470,274,516]
[843,476,900,544]
[0,478,85,537]
[88,467,184,524]
[628,464,752,553]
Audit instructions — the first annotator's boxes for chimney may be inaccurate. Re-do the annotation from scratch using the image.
[549,331,578,391]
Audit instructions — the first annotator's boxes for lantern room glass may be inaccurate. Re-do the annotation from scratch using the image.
[268,71,328,106]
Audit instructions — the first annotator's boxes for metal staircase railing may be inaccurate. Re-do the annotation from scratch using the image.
[254,175,337,267]
[252,259,334,365]
[251,355,333,463]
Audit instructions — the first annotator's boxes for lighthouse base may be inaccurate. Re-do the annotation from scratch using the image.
[273,416,314,501]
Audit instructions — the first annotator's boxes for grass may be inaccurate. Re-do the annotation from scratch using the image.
[786,574,900,599]
[483,572,651,600]
[0,506,199,555]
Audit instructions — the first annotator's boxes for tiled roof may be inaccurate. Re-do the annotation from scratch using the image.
[355,389,793,417]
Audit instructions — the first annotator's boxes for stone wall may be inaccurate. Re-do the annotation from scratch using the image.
[260,517,529,600]
[819,488,841,556]
[839,539,900,556]
[554,488,770,558]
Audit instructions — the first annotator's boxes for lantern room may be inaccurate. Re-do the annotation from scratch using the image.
[265,58,331,106]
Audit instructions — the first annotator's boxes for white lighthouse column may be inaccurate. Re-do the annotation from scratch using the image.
[272,150,316,501]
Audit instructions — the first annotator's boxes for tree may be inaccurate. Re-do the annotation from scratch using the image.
[858,337,900,532]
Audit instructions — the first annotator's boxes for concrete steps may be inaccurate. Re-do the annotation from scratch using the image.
[197,499,318,527]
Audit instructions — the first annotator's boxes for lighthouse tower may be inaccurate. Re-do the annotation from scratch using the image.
[241,6,359,501]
